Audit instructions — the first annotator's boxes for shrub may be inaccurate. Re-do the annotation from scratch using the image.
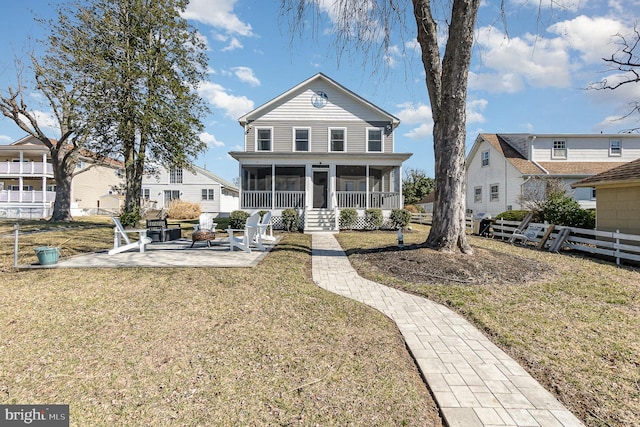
[339,208,358,230]
[540,195,595,228]
[281,209,299,231]
[166,200,201,219]
[364,208,383,230]
[229,210,250,229]
[494,210,530,222]
[403,204,418,213]
[119,206,141,227]
[389,208,412,229]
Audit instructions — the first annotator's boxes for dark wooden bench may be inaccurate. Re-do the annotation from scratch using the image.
[146,219,182,242]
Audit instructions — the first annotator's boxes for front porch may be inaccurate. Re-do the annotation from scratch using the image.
[240,164,404,211]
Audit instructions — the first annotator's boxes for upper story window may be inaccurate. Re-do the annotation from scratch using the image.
[256,128,272,151]
[170,167,183,184]
[329,128,346,152]
[294,128,309,152]
[367,128,383,152]
[474,186,482,203]
[552,140,567,159]
[142,188,150,200]
[481,150,490,167]
[609,139,622,156]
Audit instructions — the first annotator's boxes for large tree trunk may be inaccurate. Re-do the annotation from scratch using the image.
[49,149,75,222]
[413,0,478,254]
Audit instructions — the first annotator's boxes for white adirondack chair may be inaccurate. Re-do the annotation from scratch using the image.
[227,213,264,252]
[509,223,544,245]
[109,217,152,255]
[257,211,275,242]
[194,213,216,232]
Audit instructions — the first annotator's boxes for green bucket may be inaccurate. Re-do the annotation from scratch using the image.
[34,246,60,265]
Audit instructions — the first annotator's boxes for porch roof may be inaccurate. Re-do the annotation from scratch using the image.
[229,151,412,163]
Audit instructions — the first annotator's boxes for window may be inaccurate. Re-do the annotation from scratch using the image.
[591,188,597,200]
[142,188,150,200]
[329,128,346,152]
[367,128,383,152]
[170,167,183,184]
[474,187,482,203]
[294,128,309,152]
[202,189,215,200]
[609,139,622,156]
[490,184,499,201]
[9,185,34,191]
[256,128,272,151]
[481,150,489,167]
[552,140,567,159]
[46,185,56,192]
[164,190,180,201]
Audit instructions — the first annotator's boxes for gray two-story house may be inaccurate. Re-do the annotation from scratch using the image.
[230,73,412,231]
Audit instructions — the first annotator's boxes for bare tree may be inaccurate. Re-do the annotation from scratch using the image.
[589,25,640,132]
[517,176,567,214]
[281,0,480,253]
[0,56,91,222]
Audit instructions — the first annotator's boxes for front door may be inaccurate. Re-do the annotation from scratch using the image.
[313,171,328,208]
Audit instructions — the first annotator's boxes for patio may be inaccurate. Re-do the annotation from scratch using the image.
[19,237,279,269]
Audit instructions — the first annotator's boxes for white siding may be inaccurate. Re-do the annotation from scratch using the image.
[466,139,524,216]
[531,135,640,163]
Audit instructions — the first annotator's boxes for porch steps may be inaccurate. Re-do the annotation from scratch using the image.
[304,209,336,232]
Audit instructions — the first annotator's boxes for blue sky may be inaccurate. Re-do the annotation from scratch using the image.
[1,0,639,183]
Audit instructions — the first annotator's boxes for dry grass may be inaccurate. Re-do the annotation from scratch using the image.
[166,200,201,220]
[0,219,441,426]
[336,225,640,427]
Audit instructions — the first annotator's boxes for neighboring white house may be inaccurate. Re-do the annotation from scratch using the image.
[229,73,412,231]
[465,133,640,217]
[141,164,239,216]
[0,136,124,219]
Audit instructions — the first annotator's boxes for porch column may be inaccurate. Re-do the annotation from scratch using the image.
[271,164,275,210]
[366,165,370,209]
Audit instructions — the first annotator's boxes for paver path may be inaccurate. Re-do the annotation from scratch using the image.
[311,232,584,427]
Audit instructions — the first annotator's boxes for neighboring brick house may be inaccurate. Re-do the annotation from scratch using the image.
[230,73,412,231]
[572,158,640,234]
[465,133,640,217]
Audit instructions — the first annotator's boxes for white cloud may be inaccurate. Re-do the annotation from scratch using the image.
[0,135,12,142]
[547,15,628,64]
[467,99,488,124]
[199,131,225,147]
[231,66,260,86]
[471,25,573,93]
[221,37,243,52]
[183,0,252,36]
[395,102,433,140]
[198,81,254,119]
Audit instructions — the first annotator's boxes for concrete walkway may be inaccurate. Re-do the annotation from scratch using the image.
[311,232,584,427]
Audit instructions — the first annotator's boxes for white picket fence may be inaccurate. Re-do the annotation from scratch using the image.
[410,214,640,266]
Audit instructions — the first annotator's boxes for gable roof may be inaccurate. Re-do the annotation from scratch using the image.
[237,73,400,127]
[192,164,238,192]
[474,133,544,175]
[572,157,640,187]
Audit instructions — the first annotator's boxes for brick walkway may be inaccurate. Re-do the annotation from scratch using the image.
[311,232,584,427]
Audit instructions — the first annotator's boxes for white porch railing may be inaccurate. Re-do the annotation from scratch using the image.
[242,191,272,209]
[0,162,54,176]
[0,190,56,203]
[275,191,305,208]
[337,191,402,209]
